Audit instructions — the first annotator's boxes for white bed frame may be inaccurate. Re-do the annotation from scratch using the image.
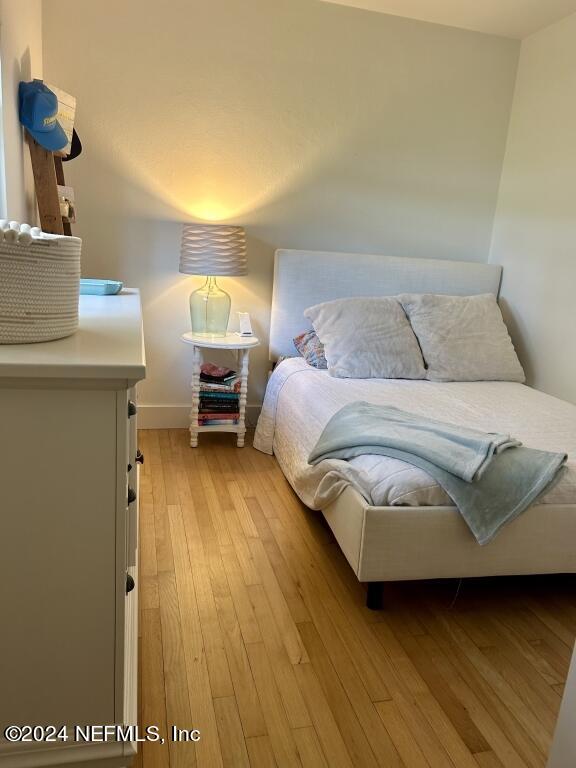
[269,249,576,608]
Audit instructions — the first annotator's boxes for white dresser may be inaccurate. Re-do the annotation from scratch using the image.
[0,291,146,768]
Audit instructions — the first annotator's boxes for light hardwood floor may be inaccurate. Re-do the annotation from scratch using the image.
[135,429,576,768]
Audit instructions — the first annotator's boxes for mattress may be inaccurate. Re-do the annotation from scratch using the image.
[254,358,576,511]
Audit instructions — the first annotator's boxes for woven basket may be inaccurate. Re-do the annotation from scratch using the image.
[0,231,82,344]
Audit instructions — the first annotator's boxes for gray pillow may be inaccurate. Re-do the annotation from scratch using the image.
[304,297,426,379]
[400,293,525,382]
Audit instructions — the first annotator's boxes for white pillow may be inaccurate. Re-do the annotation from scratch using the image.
[400,293,525,382]
[304,297,426,379]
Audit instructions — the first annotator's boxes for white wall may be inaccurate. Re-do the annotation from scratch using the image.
[0,0,42,223]
[491,12,576,404]
[42,0,519,424]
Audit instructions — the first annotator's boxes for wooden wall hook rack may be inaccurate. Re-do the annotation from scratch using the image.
[27,135,71,235]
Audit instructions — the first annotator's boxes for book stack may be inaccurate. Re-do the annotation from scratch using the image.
[198,362,240,426]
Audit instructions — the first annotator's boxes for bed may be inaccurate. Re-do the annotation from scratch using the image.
[255,249,576,607]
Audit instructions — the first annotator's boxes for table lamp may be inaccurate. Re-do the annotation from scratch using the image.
[179,223,247,337]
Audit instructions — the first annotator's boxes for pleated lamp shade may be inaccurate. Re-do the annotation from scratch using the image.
[179,223,248,276]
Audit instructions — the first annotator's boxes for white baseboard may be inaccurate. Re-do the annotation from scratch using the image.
[138,404,262,430]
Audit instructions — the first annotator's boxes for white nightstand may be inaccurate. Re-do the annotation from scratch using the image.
[181,332,260,447]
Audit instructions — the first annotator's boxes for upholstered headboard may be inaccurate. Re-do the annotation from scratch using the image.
[269,249,502,359]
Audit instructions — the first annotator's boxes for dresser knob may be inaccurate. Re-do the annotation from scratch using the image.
[128,487,136,504]
[128,400,137,417]
[126,574,135,594]
[135,450,144,465]
[127,463,132,472]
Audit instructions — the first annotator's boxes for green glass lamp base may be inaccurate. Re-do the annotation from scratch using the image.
[189,276,231,337]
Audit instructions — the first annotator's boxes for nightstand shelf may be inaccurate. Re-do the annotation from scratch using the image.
[181,332,260,447]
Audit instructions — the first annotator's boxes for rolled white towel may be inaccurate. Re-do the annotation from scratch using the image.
[0,220,64,245]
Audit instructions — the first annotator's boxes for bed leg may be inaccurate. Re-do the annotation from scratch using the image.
[366,581,384,610]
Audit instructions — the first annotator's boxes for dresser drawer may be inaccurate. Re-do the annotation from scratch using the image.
[127,470,139,568]
[123,563,138,728]
[126,387,139,567]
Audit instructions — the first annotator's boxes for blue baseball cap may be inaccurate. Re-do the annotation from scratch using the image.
[18,80,68,151]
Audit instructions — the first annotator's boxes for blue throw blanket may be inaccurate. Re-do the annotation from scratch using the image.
[308,402,567,545]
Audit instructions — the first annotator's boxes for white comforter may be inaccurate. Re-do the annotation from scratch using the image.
[253,358,576,510]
